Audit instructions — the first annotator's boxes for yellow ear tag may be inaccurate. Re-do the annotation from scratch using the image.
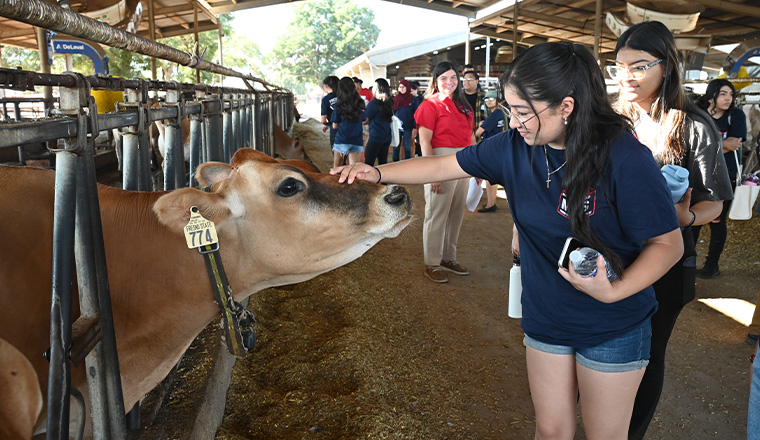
[183,206,219,249]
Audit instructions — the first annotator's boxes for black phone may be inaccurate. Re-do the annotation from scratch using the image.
[558,236,585,269]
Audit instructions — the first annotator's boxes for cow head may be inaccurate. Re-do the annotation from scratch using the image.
[153,148,412,289]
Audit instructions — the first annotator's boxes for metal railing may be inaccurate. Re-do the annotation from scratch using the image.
[0,1,295,437]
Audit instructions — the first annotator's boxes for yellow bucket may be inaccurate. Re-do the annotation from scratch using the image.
[91,90,124,113]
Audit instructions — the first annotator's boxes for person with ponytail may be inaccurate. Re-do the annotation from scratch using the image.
[332,43,683,438]
[363,78,394,166]
[608,21,733,439]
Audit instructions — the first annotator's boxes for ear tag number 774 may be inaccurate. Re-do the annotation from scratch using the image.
[183,206,219,249]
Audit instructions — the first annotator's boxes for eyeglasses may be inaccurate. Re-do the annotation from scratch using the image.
[484,97,496,102]
[461,78,478,82]
[510,106,550,129]
[606,59,663,81]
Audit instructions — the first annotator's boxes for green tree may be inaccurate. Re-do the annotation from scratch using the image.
[268,0,379,91]
[0,46,40,71]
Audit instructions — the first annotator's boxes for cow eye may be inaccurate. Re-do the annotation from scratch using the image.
[277,177,304,197]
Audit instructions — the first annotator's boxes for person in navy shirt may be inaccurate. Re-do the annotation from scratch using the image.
[363,78,394,166]
[693,78,747,279]
[320,76,339,147]
[475,89,508,212]
[332,42,683,439]
[331,77,366,169]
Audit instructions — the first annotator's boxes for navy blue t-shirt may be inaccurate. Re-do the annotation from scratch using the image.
[456,130,679,348]
[365,99,392,144]
[480,109,506,139]
[395,100,418,132]
[332,108,366,146]
[713,107,747,182]
[320,92,337,122]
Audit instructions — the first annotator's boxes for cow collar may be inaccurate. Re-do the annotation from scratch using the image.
[186,186,255,358]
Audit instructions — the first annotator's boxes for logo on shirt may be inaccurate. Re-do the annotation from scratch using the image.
[557,188,597,217]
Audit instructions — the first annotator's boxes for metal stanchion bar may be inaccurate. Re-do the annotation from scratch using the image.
[222,95,232,163]
[232,94,241,156]
[204,98,223,162]
[189,115,202,188]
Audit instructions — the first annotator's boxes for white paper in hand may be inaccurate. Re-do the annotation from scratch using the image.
[466,177,484,212]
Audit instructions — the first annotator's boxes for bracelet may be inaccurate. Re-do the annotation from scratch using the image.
[684,210,696,229]
[373,166,382,184]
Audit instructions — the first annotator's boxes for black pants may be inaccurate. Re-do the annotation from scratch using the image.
[691,200,730,268]
[629,228,696,440]
[364,139,389,166]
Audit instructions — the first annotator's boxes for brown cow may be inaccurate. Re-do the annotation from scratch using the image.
[0,338,42,440]
[273,124,309,162]
[0,148,411,436]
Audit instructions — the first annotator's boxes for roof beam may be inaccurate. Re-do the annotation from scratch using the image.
[695,0,760,19]
[210,0,301,15]
[191,0,219,24]
[380,0,476,18]
[140,22,218,39]
[518,9,593,30]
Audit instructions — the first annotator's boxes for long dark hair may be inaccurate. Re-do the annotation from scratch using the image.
[501,42,631,275]
[373,78,394,123]
[613,20,702,166]
[696,78,737,115]
[336,76,365,123]
[424,60,472,117]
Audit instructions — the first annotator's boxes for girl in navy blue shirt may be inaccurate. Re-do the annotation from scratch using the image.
[363,78,394,166]
[320,76,339,147]
[331,77,366,169]
[333,42,683,439]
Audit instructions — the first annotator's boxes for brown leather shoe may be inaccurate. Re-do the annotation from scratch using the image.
[425,266,449,283]
[441,260,469,276]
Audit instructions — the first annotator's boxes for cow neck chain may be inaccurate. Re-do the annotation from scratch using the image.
[543,145,567,189]
[197,187,256,358]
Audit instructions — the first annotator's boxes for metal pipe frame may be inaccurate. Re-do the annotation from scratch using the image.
[0,0,283,91]
[222,94,232,163]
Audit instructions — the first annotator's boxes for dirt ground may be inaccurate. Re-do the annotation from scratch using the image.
[215,116,760,440]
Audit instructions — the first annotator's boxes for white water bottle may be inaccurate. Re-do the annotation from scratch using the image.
[508,256,522,319]
[569,247,618,282]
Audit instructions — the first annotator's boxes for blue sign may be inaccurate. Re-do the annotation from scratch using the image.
[731,47,760,76]
[51,39,109,74]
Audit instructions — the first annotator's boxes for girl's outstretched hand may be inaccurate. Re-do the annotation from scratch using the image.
[330,163,379,184]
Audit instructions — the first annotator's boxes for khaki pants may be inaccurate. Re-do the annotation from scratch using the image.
[422,147,468,266]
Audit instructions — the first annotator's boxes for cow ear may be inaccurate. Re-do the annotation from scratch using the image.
[196,162,232,187]
[153,189,232,233]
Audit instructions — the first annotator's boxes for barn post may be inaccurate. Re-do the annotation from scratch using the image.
[222,92,232,162]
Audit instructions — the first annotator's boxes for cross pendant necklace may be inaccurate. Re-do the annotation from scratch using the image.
[544,145,567,189]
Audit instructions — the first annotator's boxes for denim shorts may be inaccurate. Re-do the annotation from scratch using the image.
[523,319,651,373]
[333,143,364,155]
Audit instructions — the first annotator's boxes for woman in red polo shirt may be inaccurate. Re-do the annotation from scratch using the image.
[415,61,476,283]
